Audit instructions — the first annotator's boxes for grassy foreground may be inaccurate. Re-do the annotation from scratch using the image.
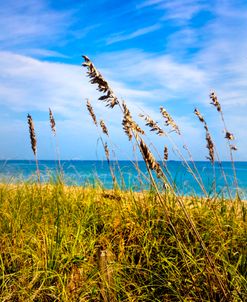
[0,182,246,301]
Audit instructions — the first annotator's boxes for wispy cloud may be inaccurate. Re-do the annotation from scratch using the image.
[0,52,134,159]
[0,0,76,51]
[19,49,69,59]
[138,0,207,23]
[96,49,208,100]
[160,0,208,22]
[137,0,167,9]
[0,51,153,116]
[106,24,161,44]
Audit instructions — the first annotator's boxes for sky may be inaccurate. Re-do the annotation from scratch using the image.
[0,0,247,161]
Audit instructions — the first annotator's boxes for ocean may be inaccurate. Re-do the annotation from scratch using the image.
[0,160,246,198]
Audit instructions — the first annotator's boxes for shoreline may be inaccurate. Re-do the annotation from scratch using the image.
[1,182,246,203]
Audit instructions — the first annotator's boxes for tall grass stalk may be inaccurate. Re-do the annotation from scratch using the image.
[82,55,238,299]
[210,92,239,198]
[27,114,40,183]
[86,99,118,188]
[49,108,62,177]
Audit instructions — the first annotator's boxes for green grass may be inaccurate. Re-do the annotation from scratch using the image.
[0,182,246,301]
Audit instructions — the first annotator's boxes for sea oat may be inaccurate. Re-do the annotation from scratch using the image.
[100,120,109,136]
[225,131,234,140]
[205,132,214,163]
[139,138,162,177]
[122,102,133,140]
[27,114,37,156]
[209,91,221,112]
[104,142,110,162]
[209,91,238,191]
[209,92,236,142]
[160,107,180,135]
[194,108,214,164]
[49,108,56,135]
[86,100,98,126]
[194,108,209,131]
[164,146,168,161]
[122,101,144,140]
[82,56,118,108]
[139,114,165,136]
[230,145,237,151]
[194,108,205,123]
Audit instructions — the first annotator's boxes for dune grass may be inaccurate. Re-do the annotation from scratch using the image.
[1,55,246,301]
[0,182,246,301]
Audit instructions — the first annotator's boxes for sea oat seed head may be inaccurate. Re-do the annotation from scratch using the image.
[205,132,214,164]
[27,114,37,156]
[209,91,221,112]
[122,101,144,140]
[230,145,237,151]
[225,131,234,140]
[100,120,109,136]
[49,108,56,135]
[194,108,214,164]
[86,100,98,126]
[139,138,162,177]
[82,56,119,108]
[194,108,205,123]
[139,114,165,136]
[104,142,110,162]
[160,107,180,135]
[164,146,168,161]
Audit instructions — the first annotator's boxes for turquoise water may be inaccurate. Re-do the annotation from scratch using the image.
[0,160,246,198]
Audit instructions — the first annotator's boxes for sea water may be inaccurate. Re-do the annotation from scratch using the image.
[0,160,246,198]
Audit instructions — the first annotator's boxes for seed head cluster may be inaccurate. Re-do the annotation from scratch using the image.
[209,92,236,148]
[86,100,98,126]
[160,107,180,135]
[104,142,110,162]
[27,114,37,156]
[194,108,204,123]
[100,120,109,136]
[225,131,234,140]
[82,56,118,108]
[139,114,165,136]
[194,108,214,164]
[209,91,221,112]
[164,146,168,161]
[205,133,214,163]
[49,108,56,135]
[122,101,144,140]
[230,145,237,151]
[139,138,162,177]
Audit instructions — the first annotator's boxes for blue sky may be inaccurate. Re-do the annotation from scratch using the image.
[0,0,247,160]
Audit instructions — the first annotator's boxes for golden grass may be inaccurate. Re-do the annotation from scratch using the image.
[0,182,246,301]
[13,55,246,301]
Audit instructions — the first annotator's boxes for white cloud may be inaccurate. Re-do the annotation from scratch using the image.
[0,0,80,55]
[0,52,155,116]
[95,49,209,103]
[1,46,246,160]
[161,0,207,22]
[137,0,165,8]
[0,50,212,160]
[138,0,208,23]
[20,49,70,59]
[0,51,157,159]
[106,24,161,44]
